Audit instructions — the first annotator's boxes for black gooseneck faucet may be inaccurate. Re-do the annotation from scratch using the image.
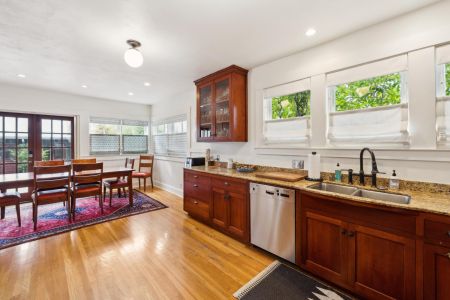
[359,147,384,187]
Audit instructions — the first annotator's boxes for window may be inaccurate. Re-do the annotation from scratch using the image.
[436,44,450,143]
[263,78,311,143]
[151,115,188,157]
[327,55,409,144]
[89,117,148,155]
[41,117,73,161]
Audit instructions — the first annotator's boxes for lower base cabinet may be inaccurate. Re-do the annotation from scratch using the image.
[299,192,416,300]
[423,243,450,299]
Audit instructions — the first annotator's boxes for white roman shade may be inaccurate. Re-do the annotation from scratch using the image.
[327,55,408,86]
[328,103,409,143]
[263,78,311,144]
[151,114,188,157]
[436,98,450,143]
[436,44,450,65]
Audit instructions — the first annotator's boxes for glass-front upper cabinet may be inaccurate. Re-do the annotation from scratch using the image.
[195,65,248,142]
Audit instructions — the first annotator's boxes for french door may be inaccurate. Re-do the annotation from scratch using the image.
[0,112,74,175]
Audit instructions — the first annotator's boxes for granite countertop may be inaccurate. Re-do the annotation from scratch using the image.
[186,166,450,217]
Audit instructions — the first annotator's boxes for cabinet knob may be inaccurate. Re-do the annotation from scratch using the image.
[447,231,450,237]
[193,184,198,188]
[347,231,355,237]
[194,201,198,204]
[341,229,347,235]
[194,175,198,179]
[224,182,229,186]
[446,253,450,259]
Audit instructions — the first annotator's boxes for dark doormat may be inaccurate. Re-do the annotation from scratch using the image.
[234,261,356,300]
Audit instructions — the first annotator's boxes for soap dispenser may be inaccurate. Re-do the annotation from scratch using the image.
[335,163,342,182]
[389,170,399,190]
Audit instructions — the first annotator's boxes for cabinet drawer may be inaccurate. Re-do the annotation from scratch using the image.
[184,181,211,202]
[184,171,211,185]
[425,219,450,246]
[211,178,247,193]
[184,196,210,220]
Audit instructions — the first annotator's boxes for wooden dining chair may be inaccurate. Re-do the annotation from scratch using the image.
[103,158,135,207]
[0,191,21,227]
[34,160,65,167]
[32,164,71,230]
[132,155,154,192]
[71,162,103,220]
[72,158,96,164]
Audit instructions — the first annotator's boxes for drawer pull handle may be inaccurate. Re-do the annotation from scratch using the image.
[347,231,355,237]
[193,184,198,188]
[194,201,198,204]
[224,182,229,186]
[194,175,198,179]
[446,253,450,259]
[447,231,450,237]
[341,229,347,235]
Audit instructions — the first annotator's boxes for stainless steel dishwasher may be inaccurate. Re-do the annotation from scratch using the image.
[250,182,295,263]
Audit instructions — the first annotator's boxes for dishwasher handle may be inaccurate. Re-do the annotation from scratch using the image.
[265,190,276,195]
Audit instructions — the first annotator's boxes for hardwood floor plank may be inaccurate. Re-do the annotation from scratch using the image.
[0,188,273,300]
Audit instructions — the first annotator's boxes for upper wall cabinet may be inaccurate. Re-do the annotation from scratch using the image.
[195,65,248,142]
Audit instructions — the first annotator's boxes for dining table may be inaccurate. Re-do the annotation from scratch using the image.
[0,167,135,206]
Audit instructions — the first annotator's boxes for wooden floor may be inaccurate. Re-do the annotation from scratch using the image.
[0,187,273,300]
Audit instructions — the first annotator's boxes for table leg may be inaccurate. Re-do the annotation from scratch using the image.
[128,171,133,206]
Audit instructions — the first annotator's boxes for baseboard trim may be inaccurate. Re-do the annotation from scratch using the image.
[154,180,183,197]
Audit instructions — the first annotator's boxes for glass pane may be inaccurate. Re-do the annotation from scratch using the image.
[0,133,3,147]
[17,133,28,147]
[216,122,230,137]
[42,119,51,133]
[5,117,16,132]
[0,165,3,175]
[270,90,311,120]
[0,116,2,131]
[52,148,63,160]
[63,148,72,160]
[52,119,62,133]
[89,123,120,134]
[42,148,51,161]
[216,102,230,123]
[42,134,51,147]
[18,118,28,132]
[62,134,71,147]
[52,134,62,147]
[199,85,212,105]
[122,125,148,135]
[17,164,27,173]
[335,73,401,112]
[5,132,16,147]
[17,148,28,163]
[63,120,71,133]
[0,149,3,162]
[215,79,230,103]
[4,164,16,173]
[5,148,16,163]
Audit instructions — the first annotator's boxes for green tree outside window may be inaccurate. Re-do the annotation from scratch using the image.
[334,73,402,111]
[446,63,450,96]
[271,90,311,120]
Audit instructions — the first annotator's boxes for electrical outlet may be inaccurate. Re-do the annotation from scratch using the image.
[292,159,304,169]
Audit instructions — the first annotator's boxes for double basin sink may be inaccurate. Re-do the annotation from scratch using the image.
[308,182,411,204]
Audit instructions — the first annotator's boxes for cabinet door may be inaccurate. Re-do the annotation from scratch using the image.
[211,187,228,230]
[301,211,349,287]
[424,243,450,300]
[197,82,213,141]
[227,190,248,242]
[213,75,231,141]
[349,224,416,300]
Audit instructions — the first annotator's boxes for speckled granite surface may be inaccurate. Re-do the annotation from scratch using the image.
[186,166,450,217]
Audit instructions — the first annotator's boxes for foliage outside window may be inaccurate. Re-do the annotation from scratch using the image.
[334,73,402,112]
[445,63,450,96]
[270,90,311,120]
[89,119,148,155]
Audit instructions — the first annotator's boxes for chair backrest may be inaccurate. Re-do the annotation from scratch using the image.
[72,158,97,164]
[72,162,103,185]
[125,158,135,169]
[33,165,71,192]
[139,155,154,173]
[34,160,65,167]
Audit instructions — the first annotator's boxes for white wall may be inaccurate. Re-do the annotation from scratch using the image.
[153,1,450,192]
[0,82,151,168]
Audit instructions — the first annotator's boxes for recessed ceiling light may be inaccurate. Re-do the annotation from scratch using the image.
[144,82,151,87]
[128,92,134,96]
[305,28,317,37]
[81,85,88,89]
[17,74,26,78]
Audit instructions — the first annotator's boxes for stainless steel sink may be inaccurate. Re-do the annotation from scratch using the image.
[308,183,358,195]
[351,189,411,204]
[307,182,411,204]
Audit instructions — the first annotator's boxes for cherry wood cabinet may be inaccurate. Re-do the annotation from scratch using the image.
[299,192,417,300]
[194,65,248,142]
[183,169,249,243]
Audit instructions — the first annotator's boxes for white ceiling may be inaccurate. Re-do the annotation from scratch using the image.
[0,0,440,104]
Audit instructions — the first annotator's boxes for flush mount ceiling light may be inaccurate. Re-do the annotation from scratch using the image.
[144,82,151,86]
[17,74,26,78]
[81,84,88,89]
[128,92,134,96]
[305,28,317,37]
[124,39,143,68]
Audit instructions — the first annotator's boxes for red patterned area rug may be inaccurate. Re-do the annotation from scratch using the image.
[0,189,167,250]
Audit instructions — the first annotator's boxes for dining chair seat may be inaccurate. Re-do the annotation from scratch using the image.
[0,191,21,227]
[104,178,128,188]
[34,188,69,202]
[132,171,151,177]
[71,183,102,195]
